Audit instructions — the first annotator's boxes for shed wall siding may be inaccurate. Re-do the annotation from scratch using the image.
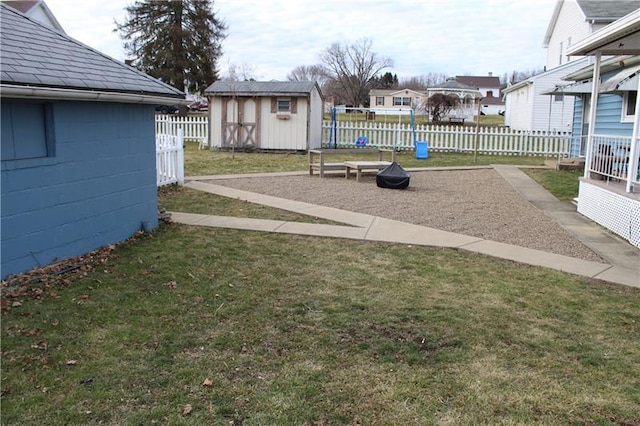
[260,96,309,150]
[1,101,158,278]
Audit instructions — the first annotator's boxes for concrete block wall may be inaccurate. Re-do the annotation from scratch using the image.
[1,100,158,278]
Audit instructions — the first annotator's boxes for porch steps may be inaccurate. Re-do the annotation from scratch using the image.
[544,158,585,171]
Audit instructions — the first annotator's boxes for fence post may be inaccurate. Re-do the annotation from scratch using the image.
[177,128,184,185]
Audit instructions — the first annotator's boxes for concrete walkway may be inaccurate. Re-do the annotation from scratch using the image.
[172,166,639,288]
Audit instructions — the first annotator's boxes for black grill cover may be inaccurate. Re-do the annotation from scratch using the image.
[376,162,410,189]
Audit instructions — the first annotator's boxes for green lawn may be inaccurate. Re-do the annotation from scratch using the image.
[524,168,582,200]
[3,145,612,424]
[185,142,547,176]
[2,226,639,424]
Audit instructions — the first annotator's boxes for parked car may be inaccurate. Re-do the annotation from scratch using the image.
[155,105,179,114]
[189,102,209,112]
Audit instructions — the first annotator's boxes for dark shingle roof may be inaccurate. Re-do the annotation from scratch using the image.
[0,4,183,97]
[205,81,318,96]
[576,0,640,21]
[455,75,501,89]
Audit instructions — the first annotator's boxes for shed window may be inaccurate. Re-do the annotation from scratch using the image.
[1,101,53,161]
[277,98,291,112]
[393,96,411,106]
[622,91,637,122]
[376,96,384,106]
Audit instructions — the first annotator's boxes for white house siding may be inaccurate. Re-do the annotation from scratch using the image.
[260,97,309,150]
[546,1,590,69]
[504,84,533,129]
[531,70,577,132]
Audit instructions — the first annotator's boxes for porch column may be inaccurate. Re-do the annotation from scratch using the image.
[626,74,640,193]
[584,52,602,179]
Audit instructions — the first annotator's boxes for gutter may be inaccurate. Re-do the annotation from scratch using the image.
[0,84,189,105]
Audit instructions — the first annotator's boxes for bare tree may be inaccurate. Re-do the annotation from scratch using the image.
[287,65,329,85]
[399,73,449,91]
[319,38,393,107]
[425,93,459,123]
[222,61,258,81]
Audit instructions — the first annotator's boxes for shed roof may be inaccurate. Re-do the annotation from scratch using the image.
[0,4,183,98]
[205,81,320,97]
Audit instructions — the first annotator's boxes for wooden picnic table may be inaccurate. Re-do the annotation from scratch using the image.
[344,160,391,182]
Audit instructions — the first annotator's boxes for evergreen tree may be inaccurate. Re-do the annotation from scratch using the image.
[116,0,226,94]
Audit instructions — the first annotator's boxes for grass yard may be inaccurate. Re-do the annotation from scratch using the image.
[523,168,582,200]
[2,225,639,424]
[185,142,547,176]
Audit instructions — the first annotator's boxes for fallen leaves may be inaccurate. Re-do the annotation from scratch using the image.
[181,404,192,416]
[202,378,213,387]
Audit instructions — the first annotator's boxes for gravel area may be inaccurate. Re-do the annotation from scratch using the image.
[205,168,603,262]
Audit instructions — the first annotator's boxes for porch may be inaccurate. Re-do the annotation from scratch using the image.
[579,134,640,248]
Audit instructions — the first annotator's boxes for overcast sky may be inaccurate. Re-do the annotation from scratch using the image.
[45,0,558,81]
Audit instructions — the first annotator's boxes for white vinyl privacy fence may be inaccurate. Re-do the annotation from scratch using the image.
[156,129,184,186]
[324,121,572,157]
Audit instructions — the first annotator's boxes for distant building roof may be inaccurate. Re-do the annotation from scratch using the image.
[1,4,183,99]
[455,75,501,89]
[205,81,320,97]
[2,0,65,33]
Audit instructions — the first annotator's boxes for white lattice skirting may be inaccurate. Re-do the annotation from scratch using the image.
[577,182,640,248]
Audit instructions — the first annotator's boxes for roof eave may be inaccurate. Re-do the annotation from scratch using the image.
[1,84,188,105]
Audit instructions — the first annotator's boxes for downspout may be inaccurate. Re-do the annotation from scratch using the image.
[626,74,640,193]
[584,51,601,179]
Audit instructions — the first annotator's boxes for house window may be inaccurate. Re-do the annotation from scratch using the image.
[277,98,291,112]
[486,90,494,98]
[393,96,411,106]
[554,94,564,102]
[622,91,637,122]
[1,101,53,161]
[376,96,384,106]
[559,41,563,65]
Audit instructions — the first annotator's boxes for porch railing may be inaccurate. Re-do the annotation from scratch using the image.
[587,134,640,189]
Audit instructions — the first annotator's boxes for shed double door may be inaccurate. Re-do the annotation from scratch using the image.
[222,98,258,149]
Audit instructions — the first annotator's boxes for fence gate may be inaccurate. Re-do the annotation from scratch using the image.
[156,129,184,187]
[222,98,258,149]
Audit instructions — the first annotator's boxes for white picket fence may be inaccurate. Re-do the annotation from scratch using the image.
[324,121,572,157]
[156,114,208,148]
[153,114,572,157]
[156,129,184,186]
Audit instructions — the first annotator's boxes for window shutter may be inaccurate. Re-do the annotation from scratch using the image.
[291,98,297,114]
[271,97,277,113]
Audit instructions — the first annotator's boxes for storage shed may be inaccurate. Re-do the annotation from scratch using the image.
[204,81,324,151]
[1,4,185,278]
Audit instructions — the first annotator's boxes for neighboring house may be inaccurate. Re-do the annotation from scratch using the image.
[456,74,505,115]
[425,79,482,122]
[504,0,638,131]
[543,0,640,69]
[2,0,65,32]
[369,88,425,115]
[1,4,185,278]
[503,58,588,132]
[565,9,640,248]
[205,81,324,151]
